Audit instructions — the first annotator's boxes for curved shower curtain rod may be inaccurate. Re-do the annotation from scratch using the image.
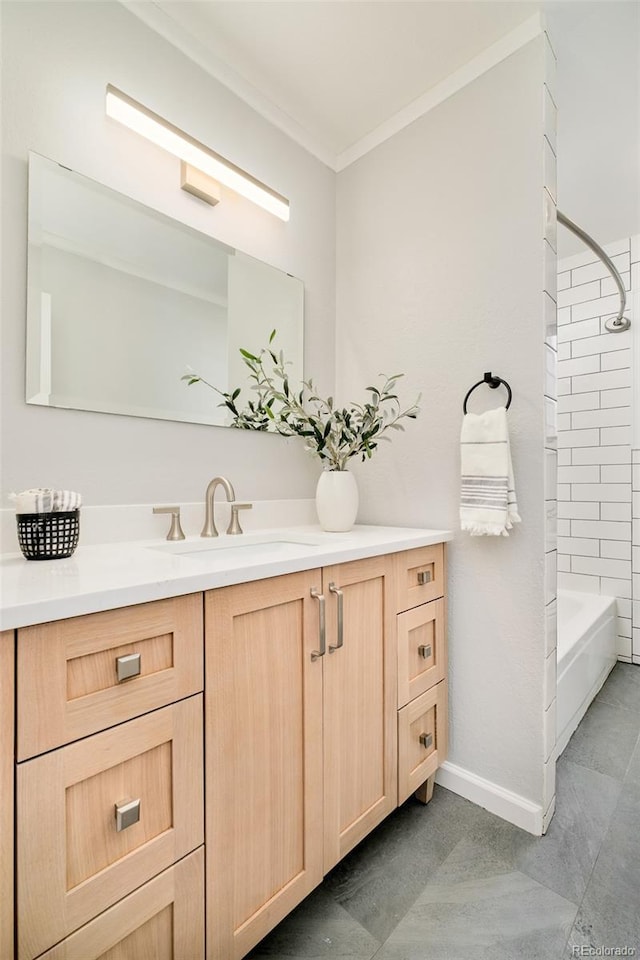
[557,211,631,332]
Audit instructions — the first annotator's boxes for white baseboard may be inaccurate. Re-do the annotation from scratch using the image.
[435,760,544,836]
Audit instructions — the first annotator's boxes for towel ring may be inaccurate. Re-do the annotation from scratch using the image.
[463,372,512,414]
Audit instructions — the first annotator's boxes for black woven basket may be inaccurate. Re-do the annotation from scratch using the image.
[16,510,80,560]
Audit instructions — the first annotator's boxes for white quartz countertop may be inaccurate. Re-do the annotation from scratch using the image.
[0,524,452,630]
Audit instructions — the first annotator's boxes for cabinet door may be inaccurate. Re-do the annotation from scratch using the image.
[0,630,14,960]
[322,556,397,872]
[205,570,324,960]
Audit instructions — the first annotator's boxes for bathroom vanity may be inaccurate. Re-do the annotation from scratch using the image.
[0,526,450,960]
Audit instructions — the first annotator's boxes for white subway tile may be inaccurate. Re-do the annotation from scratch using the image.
[602,238,630,257]
[557,536,599,557]
[557,280,600,308]
[601,272,631,296]
[557,428,599,449]
[634,599,640,622]
[558,342,571,361]
[545,550,557,605]
[572,556,632,579]
[602,465,632,483]
[558,465,600,483]
[601,578,632,599]
[557,483,570,500]
[634,492,640,518]
[557,414,571,434]
[557,554,571,572]
[601,540,632,560]
[557,378,571,396]
[634,520,640,546]
[572,293,623,324]
[558,271,570,292]
[601,350,632,372]
[571,519,631,540]
[632,465,640,490]
[544,190,557,252]
[618,635,633,658]
[545,398,557,447]
[572,369,631,394]
[557,306,571,326]
[601,425,631,446]
[559,249,598,272]
[557,317,600,343]
[573,408,631,429]
[544,291,557,345]
[545,448,557,499]
[545,344,557,399]
[544,240,557,301]
[558,571,600,593]
[558,518,571,536]
[618,617,633,638]
[571,254,630,287]
[633,546,640,573]
[546,500,557,551]
[572,446,630,465]
[602,502,632,522]
[600,387,632,408]
[635,573,640,597]
[634,450,640,463]
[618,598,632,618]
[571,483,631,502]
[558,501,600,520]
[558,392,599,413]
[571,330,632,358]
[631,234,640,264]
[545,598,557,657]
[557,355,599,379]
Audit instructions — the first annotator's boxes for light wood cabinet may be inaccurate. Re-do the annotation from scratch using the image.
[322,556,397,871]
[0,630,14,960]
[205,570,324,960]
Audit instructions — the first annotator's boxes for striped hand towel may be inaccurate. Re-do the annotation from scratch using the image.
[10,488,82,514]
[460,407,520,536]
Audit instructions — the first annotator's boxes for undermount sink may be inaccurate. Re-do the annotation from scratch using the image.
[146,532,324,559]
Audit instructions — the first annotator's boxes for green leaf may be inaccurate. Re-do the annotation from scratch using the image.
[269,329,277,343]
[239,348,259,361]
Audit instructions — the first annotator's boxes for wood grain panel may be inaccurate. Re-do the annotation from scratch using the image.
[205,570,323,960]
[17,696,203,960]
[398,680,448,804]
[397,598,445,707]
[395,544,444,612]
[0,630,14,960]
[18,594,202,759]
[38,847,204,960]
[322,555,397,872]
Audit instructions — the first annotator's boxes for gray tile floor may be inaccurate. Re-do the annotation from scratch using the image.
[247,663,640,960]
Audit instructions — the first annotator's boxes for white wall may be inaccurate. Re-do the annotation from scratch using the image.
[1,0,335,505]
[336,39,549,814]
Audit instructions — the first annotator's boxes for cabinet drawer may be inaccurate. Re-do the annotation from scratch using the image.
[17,695,203,960]
[36,847,204,960]
[398,680,448,804]
[397,598,446,708]
[395,544,444,612]
[17,594,203,759]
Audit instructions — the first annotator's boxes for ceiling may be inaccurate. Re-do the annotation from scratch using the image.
[125,0,639,254]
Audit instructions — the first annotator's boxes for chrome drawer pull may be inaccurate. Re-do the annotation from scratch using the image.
[417,570,432,585]
[328,582,344,653]
[419,733,433,750]
[418,644,432,660]
[116,653,141,682]
[115,797,141,832]
[310,588,326,660]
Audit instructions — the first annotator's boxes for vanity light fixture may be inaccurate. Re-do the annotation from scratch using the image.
[105,84,290,221]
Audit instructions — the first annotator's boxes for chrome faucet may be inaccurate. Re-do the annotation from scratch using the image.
[201,476,235,538]
[201,477,253,537]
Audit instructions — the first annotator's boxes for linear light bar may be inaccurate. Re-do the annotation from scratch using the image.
[106,84,290,222]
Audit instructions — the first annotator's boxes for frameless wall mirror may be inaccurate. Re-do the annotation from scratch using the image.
[25,152,303,428]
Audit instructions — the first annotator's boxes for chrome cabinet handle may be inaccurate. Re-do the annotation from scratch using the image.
[418,644,432,660]
[310,588,326,660]
[419,733,433,750]
[417,570,432,585]
[328,582,344,653]
[116,653,141,682]
[115,797,140,832]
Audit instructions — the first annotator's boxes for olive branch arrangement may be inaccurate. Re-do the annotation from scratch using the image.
[183,331,420,472]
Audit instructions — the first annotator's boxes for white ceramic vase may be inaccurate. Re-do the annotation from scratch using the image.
[315,470,359,532]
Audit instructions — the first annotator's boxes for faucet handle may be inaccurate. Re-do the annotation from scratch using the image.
[227,502,252,536]
[153,506,185,541]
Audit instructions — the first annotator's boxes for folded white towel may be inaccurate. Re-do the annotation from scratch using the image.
[10,488,82,514]
[460,407,520,536]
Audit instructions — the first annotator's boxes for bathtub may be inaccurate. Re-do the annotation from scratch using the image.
[556,589,617,757]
